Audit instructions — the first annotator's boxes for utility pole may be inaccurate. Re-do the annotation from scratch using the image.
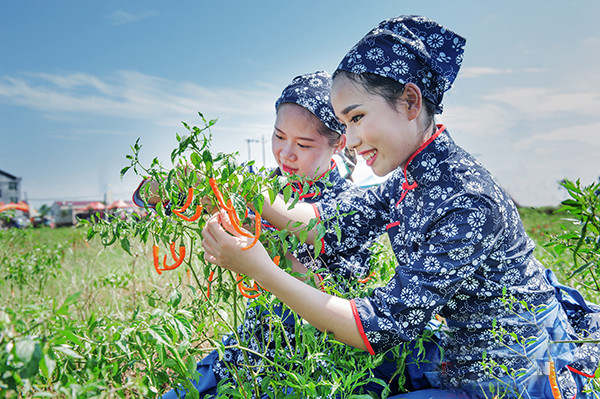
[246,138,260,163]
[261,135,266,167]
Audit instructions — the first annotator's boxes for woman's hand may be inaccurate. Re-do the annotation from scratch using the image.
[202,210,272,279]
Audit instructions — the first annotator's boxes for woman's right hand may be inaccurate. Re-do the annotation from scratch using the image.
[202,210,273,280]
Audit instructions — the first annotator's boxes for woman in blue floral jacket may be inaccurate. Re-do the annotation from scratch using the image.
[203,16,600,398]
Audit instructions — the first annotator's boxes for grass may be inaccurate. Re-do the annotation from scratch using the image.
[1,204,598,397]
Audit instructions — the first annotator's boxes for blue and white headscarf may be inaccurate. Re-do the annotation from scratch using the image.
[336,15,466,114]
[275,71,344,135]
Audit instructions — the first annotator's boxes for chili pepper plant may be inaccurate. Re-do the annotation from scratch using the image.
[83,113,419,398]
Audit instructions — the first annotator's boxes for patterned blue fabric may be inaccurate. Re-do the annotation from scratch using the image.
[275,70,344,134]
[336,15,466,114]
[315,125,599,398]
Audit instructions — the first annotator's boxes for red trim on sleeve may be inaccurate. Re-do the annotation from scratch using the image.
[311,203,326,254]
[386,221,400,230]
[350,299,375,355]
[567,365,596,379]
[311,203,320,219]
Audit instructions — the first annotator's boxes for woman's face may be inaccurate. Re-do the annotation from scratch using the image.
[331,74,424,177]
[272,103,342,179]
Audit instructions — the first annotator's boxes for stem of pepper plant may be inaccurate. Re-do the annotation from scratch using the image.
[588,268,600,292]
[183,238,204,290]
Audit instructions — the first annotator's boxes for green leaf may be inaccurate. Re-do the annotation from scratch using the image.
[15,338,42,378]
[56,292,82,315]
[54,345,84,360]
[568,261,595,279]
[120,166,131,178]
[299,229,308,244]
[169,289,182,308]
[120,237,131,255]
[253,194,265,215]
[283,184,293,204]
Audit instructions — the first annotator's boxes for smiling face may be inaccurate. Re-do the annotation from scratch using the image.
[272,103,343,179]
[331,73,428,177]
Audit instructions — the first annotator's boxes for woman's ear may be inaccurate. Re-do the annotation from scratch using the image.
[402,83,422,121]
[334,134,347,154]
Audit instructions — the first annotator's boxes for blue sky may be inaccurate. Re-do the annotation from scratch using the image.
[1,1,599,208]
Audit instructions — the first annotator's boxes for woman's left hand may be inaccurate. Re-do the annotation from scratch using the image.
[202,210,272,279]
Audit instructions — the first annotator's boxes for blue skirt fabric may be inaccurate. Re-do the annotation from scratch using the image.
[161,349,219,399]
[161,270,599,398]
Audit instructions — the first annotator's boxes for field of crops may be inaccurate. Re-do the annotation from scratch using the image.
[2,119,599,398]
[2,189,598,399]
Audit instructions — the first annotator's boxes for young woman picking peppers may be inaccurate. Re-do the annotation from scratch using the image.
[161,71,382,398]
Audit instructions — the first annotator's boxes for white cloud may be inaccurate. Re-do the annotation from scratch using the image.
[0,71,278,130]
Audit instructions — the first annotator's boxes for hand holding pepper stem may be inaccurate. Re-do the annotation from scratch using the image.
[202,210,273,281]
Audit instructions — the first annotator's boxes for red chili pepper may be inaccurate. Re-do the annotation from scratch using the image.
[174,204,203,222]
[237,279,261,298]
[209,178,233,212]
[225,199,253,238]
[357,270,376,284]
[163,243,186,270]
[174,187,194,213]
[206,270,215,298]
[153,245,162,275]
[241,212,261,250]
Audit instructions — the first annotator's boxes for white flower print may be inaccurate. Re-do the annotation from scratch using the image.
[366,47,386,63]
[500,268,522,286]
[392,43,415,59]
[400,285,421,307]
[366,331,381,344]
[429,185,442,199]
[423,256,441,272]
[377,317,393,330]
[351,64,367,74]
[391,59,409,75]
[427,33,445,48]
[439,223,458,238]
[465,181,484,193]
[449,245,474,260]
[423,168,441,182]
[407,309,425,325]
[408,213,422,229]
[433,275,453,289]
[462,277,479,291]
[453,196,472,208]
[309,77,322,87]
[467,211,486,228]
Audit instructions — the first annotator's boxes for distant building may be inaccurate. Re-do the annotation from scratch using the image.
[0,170,22,204]
[51,201,102,227]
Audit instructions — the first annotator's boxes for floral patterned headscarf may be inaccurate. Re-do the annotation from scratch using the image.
[275,71,344,135]
[336,15,466,114]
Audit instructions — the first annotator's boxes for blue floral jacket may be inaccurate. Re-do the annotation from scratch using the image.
[315,125,598,397]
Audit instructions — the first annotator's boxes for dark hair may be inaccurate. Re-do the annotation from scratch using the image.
[332,70,436,129]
